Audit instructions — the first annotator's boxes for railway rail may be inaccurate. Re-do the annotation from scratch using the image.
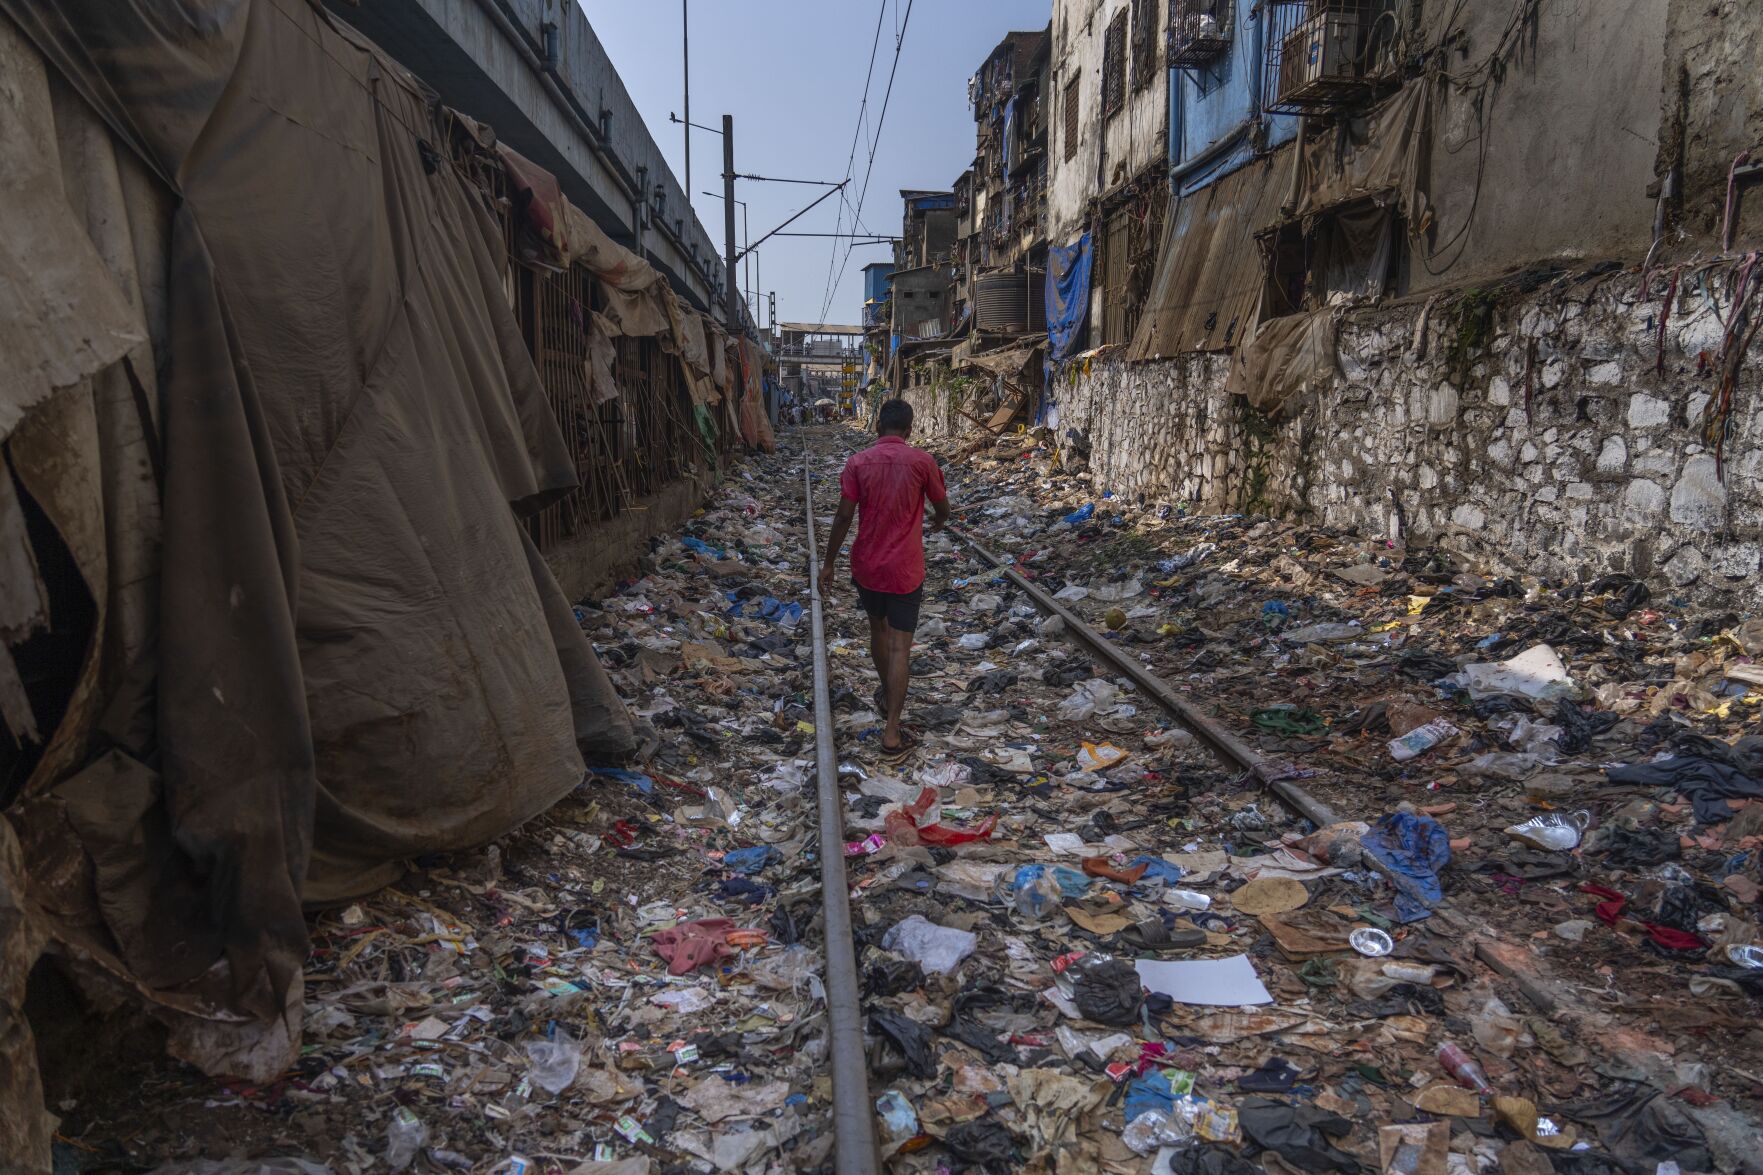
[795,423,1342,1171]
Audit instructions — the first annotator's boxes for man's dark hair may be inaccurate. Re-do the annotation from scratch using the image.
[877,399,913,435]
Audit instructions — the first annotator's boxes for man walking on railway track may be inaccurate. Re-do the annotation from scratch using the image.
[818,400,950,758]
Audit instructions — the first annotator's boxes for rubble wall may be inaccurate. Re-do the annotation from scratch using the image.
[1055,275,1763,604]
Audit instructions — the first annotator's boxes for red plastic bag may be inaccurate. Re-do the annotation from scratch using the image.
[885,788,997,847]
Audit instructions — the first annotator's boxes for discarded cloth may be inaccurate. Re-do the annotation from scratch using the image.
[1604,734,1763,824]
[653,918,736,975]
[1360,812,1452,922]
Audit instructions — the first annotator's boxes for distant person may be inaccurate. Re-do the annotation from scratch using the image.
[818,399,950,758]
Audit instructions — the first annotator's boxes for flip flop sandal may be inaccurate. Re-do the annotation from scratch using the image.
[877,730,919,760]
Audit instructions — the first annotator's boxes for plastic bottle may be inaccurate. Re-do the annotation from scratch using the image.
[385,1108,428,1171]
[1389,719,1458,762]
[1164,888,1213,912]
[1437,1041,1492,1095]
[994,865,1063,923]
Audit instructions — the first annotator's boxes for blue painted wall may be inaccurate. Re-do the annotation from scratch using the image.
[1169,0,1297,193]
[862,263,895,303]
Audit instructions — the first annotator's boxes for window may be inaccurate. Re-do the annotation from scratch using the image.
[1102,10,1128,117]
[1062,76,1080,161]
[1130,0,1159,89]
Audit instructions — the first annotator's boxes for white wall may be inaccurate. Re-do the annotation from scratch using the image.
[1047,0,1170,245]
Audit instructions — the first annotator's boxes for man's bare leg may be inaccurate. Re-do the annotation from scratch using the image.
[867,612,892,708]
[882,626,913,749]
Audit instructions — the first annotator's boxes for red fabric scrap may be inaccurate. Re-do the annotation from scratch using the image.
[885,788,997,846]
[653,918,735,975]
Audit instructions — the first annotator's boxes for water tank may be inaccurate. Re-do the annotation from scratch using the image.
[973,270,1045,334]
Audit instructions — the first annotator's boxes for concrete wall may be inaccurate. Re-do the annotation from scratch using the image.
[1047,0,1169,243]
[1413,0,1665,292]
[1657,0,1763,248]
[544,473,713,603]
[1046,273,1763,603]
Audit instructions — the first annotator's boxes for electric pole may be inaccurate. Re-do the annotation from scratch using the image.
[722,114,740,336]
[681,1,690,202]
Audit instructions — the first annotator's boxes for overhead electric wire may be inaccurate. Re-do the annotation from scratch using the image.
[814,0,891,324]
[817,0,915,325]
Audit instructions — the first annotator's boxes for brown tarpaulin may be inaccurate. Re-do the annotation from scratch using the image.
[1291,79,1433,230]
[1224,308,1339,422]
[0,0,634,1079]
[1128,153,1288,360]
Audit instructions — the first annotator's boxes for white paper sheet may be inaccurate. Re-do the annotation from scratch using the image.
[1134,954,1273,1006]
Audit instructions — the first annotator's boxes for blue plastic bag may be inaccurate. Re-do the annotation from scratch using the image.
[1128,856,1187,885]
[1063,503,1096,526]
[723,846,781,875]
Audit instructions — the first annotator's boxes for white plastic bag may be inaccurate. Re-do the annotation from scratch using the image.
[881,914,977,975]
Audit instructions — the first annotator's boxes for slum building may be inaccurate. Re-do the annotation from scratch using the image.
[898,0,1763,606]
[0,0,773,1160]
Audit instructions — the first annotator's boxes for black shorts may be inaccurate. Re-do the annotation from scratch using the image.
[853,579,923,633]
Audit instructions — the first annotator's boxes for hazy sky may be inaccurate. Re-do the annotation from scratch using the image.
[582,0,1051,327]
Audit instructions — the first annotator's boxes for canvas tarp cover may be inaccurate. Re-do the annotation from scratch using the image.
[1045,233,1092,362]
[1128,153,1287,360]
[0,0,634,1075]
[1291,79,1433,230]
[1224,307,1339,422]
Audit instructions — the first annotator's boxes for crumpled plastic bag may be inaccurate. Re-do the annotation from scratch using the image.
[881,914,977,975]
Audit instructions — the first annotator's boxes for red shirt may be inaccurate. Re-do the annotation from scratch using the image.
[838,436,947,593]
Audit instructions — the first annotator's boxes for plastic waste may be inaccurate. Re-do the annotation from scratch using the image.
[1388,719,1457,762]
[1470,996,1524,1058]
[1062,502,1095,526]
[1462,644,1574,702]
[919,617,948,637]
[1504,810,1590,851]
[1058,678,1121,722]
[1729,944,1763,969]
[1497,716,1565,759]
[749,944,822,996]
[875,1090,919,1143]
[1282,621,1362,643]
[385,1108,428,1171]
[1463,752,1545,781]
[1145,727,1196,749]
[1052,583,1090,602]
[1163,888,1213,911]
[994,864,1065,923]
[1349,927,1394,956]
[1038,613,1066,636]
[956,632,990,650]
[968,592,1002,612]
[523,1033,581,1094]
[1382,961,1438,984]
[882,914,977,975]
[1437,1041,1492,1094]
[1122,1109,1192,1155]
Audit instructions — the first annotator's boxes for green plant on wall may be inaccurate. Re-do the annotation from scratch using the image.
[1443,287,1498,388]
[1233,396,1279,515]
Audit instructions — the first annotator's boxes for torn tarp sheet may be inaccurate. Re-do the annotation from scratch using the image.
[1225,308,1339,421]
[1,0,634,1075]
[1045,234,1091,363]
[1291,78,1433,229]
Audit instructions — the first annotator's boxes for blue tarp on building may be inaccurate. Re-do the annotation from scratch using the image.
[1045,233,1092,363]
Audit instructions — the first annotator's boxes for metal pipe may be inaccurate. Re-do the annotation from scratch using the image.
[948,523,1339,829]
[801,448,882,1175]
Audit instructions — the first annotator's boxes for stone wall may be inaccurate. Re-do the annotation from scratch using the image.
[1050,270,1763,604]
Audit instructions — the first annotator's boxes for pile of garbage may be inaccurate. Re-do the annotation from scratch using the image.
[49,424,1763,1175]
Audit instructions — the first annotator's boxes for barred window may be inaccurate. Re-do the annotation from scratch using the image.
[1130,0,1159,89]
[1102,10,1128,117]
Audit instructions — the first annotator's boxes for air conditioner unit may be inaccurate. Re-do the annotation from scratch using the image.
[1277,8,1363,107]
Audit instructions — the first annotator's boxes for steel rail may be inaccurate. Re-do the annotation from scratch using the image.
[946,522,1340,830]
[801,442,881,1175]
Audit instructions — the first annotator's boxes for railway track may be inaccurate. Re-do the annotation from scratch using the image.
[794,423,1340,1172]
